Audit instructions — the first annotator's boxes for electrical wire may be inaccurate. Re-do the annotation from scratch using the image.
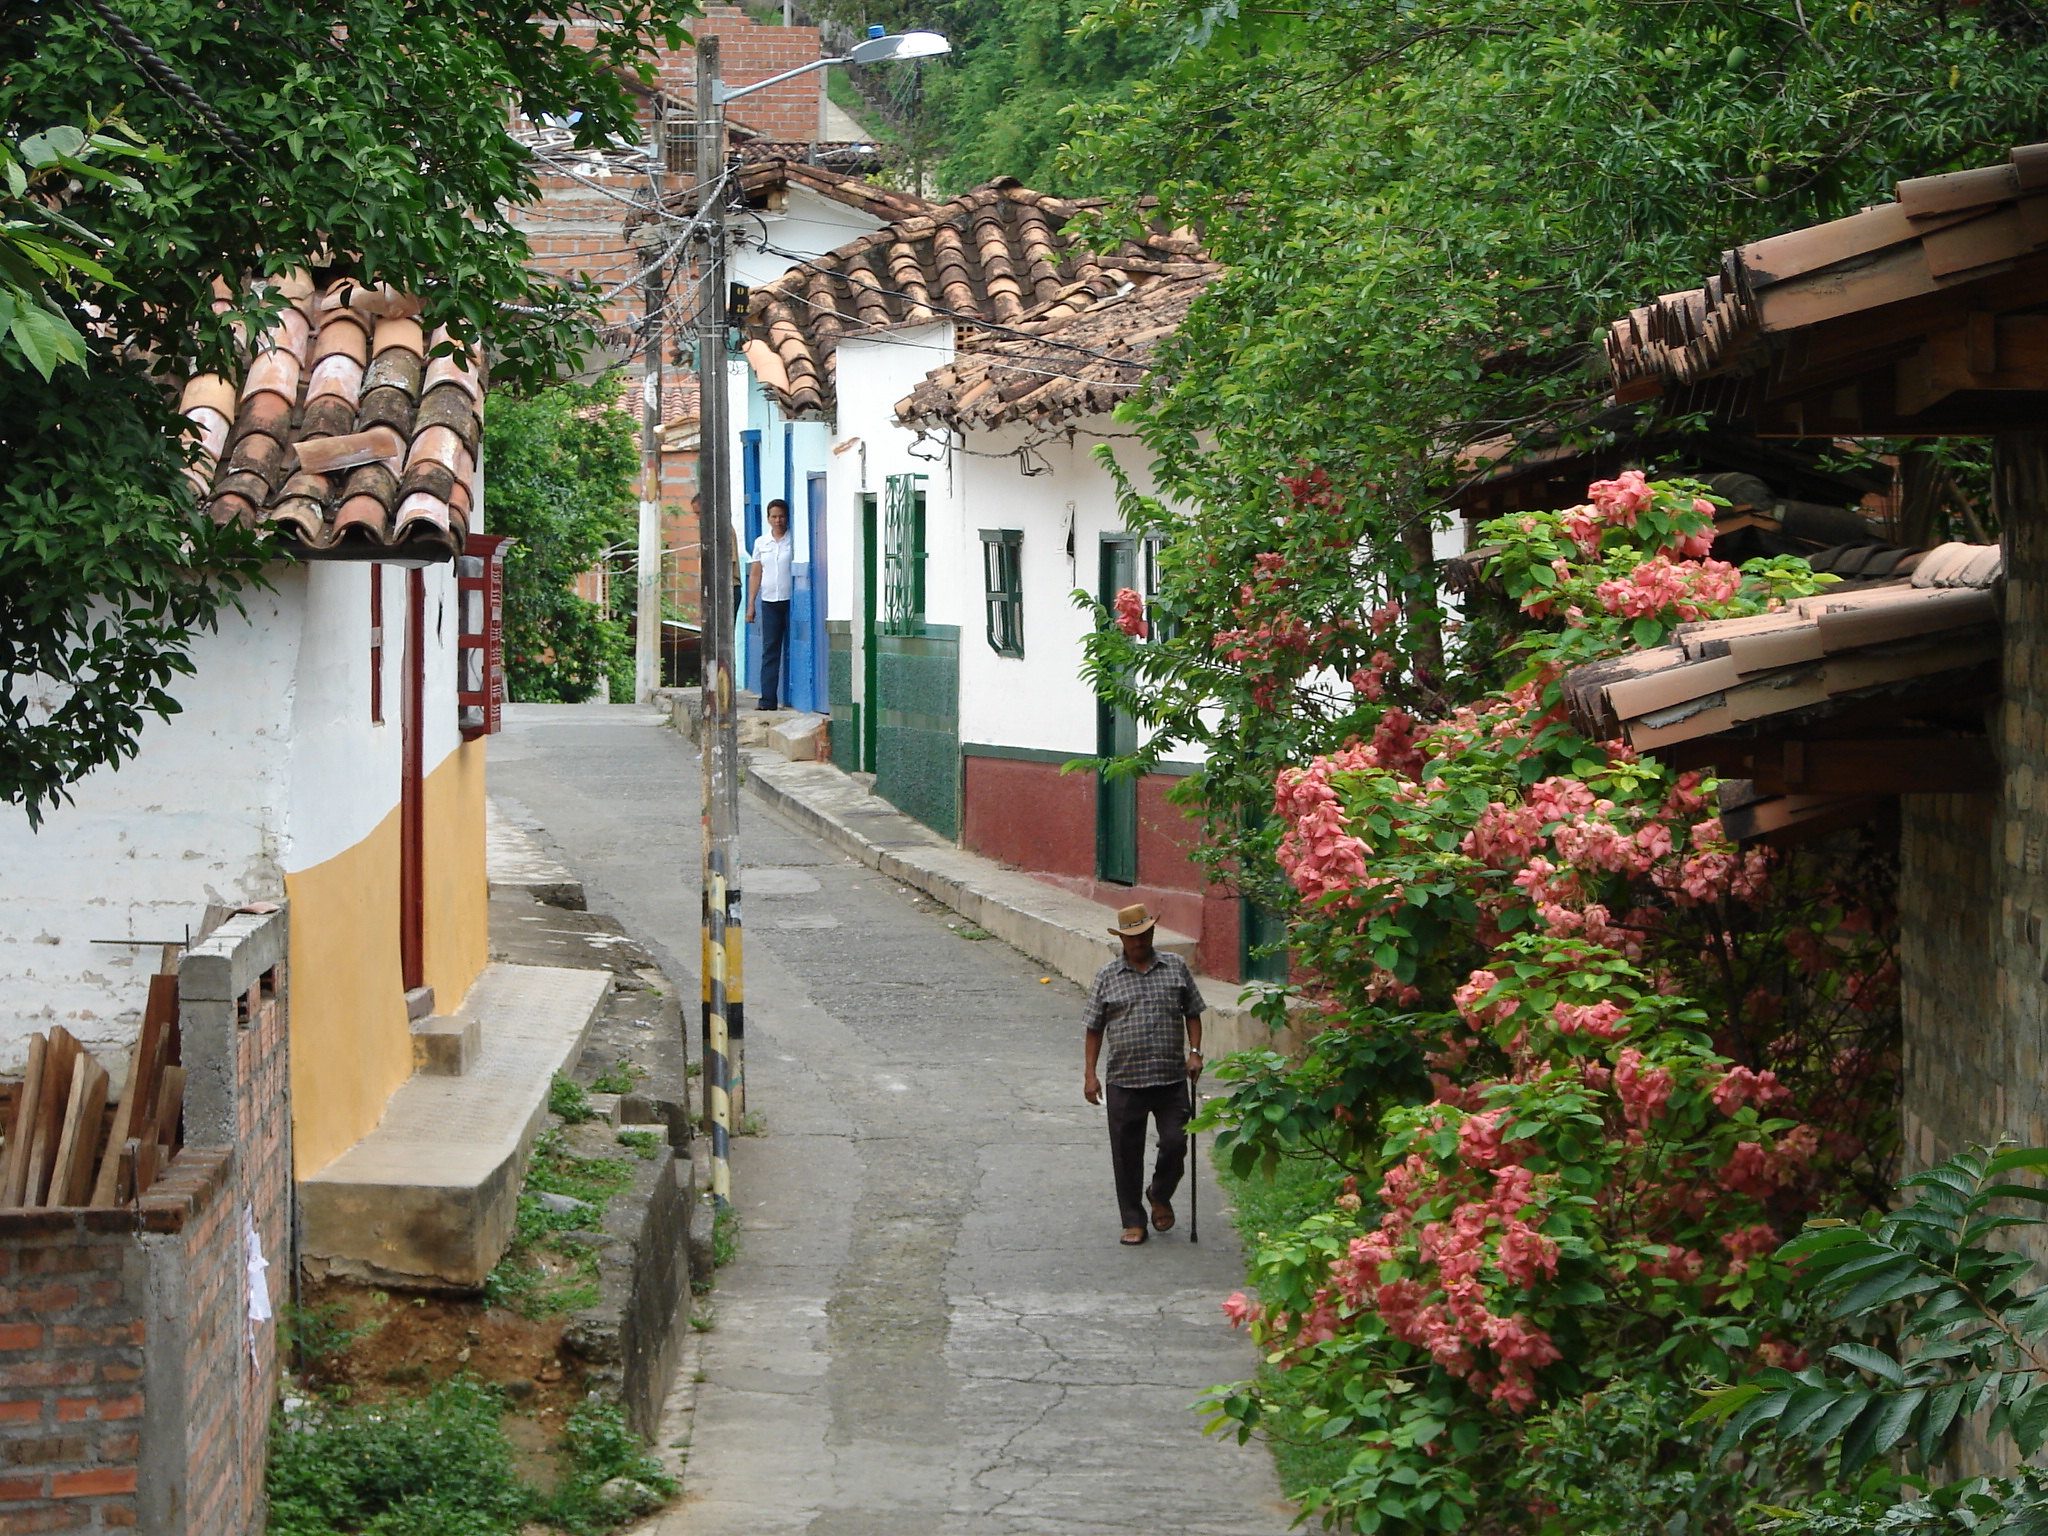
[75,0,257,164]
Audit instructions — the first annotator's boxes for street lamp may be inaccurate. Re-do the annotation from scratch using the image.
[691,28,948,1208]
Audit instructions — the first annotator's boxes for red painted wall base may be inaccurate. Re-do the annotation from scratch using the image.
[961,754,1243,981]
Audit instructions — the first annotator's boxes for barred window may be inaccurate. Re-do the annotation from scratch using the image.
[882,473,928,635]
[980,529,1023,657]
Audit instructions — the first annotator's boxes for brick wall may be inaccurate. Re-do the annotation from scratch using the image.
[1892,433,2048,1478]
[1899,434,2048,1188]
[0,910,289,1535]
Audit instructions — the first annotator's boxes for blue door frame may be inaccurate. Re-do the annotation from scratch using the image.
[741,429,762,691]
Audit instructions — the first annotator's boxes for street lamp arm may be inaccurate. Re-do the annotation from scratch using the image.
[714,56,848,104]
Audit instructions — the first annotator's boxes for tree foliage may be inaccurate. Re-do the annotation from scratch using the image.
[0,0,692,821]
[1698,1146,2048,1536]
[481,381,639,704]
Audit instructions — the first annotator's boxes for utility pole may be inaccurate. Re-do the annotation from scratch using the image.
[633,98,669,704]
[686,24,948,1210]
[695,35,740,1206]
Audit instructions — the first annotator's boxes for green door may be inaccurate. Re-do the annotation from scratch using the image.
[1097,537,1139,885]
[1240,898,1291,983]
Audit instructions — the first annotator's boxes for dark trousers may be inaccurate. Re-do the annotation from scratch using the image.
[757,598,790,708]
[1105,1081,1190,1229]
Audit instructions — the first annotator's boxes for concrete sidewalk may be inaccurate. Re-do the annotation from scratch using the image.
[658,695,1311,1062]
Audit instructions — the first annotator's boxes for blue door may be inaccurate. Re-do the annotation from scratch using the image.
[789,499,818,713]
[807,473,829,713]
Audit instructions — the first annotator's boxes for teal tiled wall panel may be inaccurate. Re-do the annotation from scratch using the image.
[875,628,959,840]
[827,622,860,773]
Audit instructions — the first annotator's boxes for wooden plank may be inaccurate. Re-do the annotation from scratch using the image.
[121,976,175,1150]
[25,1028,79,1207]
[133,1136,159,1201]
[1,1035,46,1207]
[55,1059,107,1208]
[89,1035,148,1208]
[45,1055,91,1211]
[154,1066,186,1158]
[115,1141,137,1206]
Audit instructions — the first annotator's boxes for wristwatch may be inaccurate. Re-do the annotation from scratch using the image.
[1188,1049,1204,1058]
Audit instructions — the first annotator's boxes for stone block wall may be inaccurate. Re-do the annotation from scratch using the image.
[0,909,290,1535]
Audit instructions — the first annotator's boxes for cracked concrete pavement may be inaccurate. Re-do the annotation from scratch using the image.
[489,704,1295,1535]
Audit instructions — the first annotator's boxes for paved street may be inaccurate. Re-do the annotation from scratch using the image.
[490,704,1294,1536]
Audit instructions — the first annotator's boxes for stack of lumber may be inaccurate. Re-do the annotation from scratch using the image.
[0,975,184,1210]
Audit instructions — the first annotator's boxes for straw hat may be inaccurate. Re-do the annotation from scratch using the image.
[1108,902,1157,937]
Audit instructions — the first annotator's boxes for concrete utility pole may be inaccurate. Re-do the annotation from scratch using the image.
[633,98,669,705]
[690,24,951,1209]
[695,35,741,1207]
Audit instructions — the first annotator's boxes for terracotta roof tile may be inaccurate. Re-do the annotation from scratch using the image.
[1561,542,2003,748]
[742,177,1206,417]
[1606,142,2048,430]
[895,265,1222,431]
[180,276,481,561]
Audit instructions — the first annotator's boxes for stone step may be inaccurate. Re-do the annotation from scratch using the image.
[300,961,611,1289]
[486,799,586,910]
[411,1012,480,1076]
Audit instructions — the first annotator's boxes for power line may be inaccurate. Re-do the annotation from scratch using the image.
[75,0,257,164]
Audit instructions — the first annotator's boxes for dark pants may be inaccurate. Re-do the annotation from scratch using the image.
[1106,1081,1190,1229]
[757,597,790,709]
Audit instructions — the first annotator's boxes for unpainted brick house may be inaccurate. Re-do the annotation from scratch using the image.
[1573,142,2048,1203]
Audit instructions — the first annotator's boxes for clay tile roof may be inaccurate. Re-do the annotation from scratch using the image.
[894,263,1222,431]
[179,275,482,561]
[742,177,1208,418]
[1560,541,2004,751]
[1606,142,2048,430]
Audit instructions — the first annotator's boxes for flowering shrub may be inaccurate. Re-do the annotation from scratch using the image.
[1195,477,1899,1533]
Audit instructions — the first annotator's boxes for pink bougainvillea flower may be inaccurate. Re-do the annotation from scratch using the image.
[1112,586,1148,638]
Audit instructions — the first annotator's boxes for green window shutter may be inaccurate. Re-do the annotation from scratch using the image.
[980,529,1023,657]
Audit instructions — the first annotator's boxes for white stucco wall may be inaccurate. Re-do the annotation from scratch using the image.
[0,559,464,1068]
[943,420,1180,758]
[733,184,889,293]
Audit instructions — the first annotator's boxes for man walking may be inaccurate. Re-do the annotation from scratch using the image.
[746,498,794,711]
[1082,903,1204,1246]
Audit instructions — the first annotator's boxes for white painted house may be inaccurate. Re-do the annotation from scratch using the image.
[0,274,500,1178]
[738,186,1263,974]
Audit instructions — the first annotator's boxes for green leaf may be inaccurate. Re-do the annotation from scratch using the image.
[1829,1341,1906,1386]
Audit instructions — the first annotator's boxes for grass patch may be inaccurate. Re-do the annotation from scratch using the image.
[615,1129,661,1160]
[549,1074,597,1124]
[484,1130,636,1319]
[268,1376,674,1536]
[1213,1146,1357,1501]
[589,1061,646,1096]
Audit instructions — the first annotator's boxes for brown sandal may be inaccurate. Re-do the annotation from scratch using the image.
[1150,1199,1175,1232]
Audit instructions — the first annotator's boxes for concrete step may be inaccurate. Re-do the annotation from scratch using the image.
[410,1012,480,1076]
[300,961,611,1289]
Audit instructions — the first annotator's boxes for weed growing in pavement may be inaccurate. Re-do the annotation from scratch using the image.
[689,1309,715,1332]
[684,1058,703,1079]
[589,1060,646,1095]
[615,1129,661,1160]
[484,1130,635,1319]
[549,1074,597,1124]
[736,1111,766,1137]
[955,924,992,941]
[713,1204,740,1269]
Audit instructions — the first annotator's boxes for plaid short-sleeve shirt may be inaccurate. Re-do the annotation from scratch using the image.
[1083,950,1204,1089]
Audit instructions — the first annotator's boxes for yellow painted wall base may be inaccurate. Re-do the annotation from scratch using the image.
[284,808,412,1176]
[422,738,489,1012]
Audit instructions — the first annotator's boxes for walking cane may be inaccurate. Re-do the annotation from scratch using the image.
[1188,1071,1200,1244]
